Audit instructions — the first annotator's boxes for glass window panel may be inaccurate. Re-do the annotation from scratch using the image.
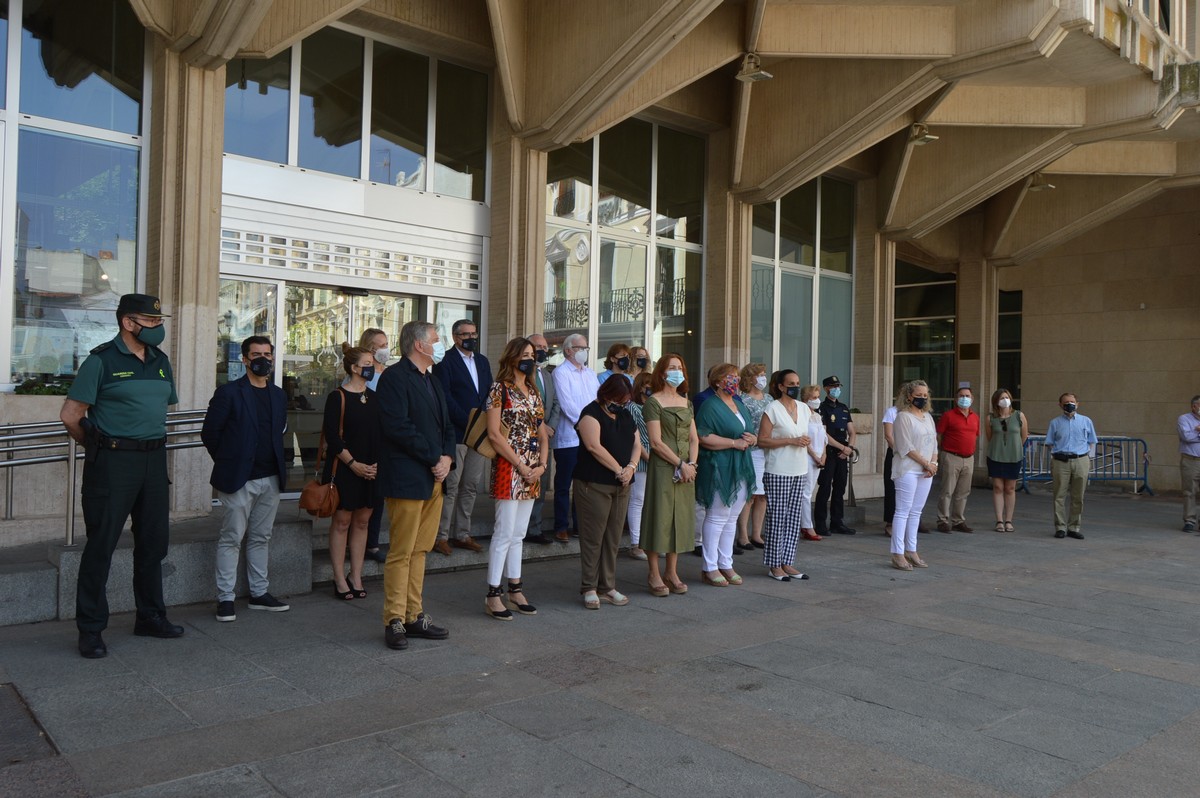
[998,289,1023,313]
[351,293,416,351]
[894,353,955,414]
[652,246,701,388]
[11,129,139,383]
[817,274,853,405]
[370,43,427,188]
[433,60,487,200]
[433,300,479,355]
[597,238,646,372]
[20,0,143,133]
[298,27,363,178]
[544,224,590,350]
[779,272,813,383]
[0,5,8,108]
[751,202,775,260]
[894,284,955,318]
[895,259,951,285]
[281,284,351,491]
[597,118,652,234]
[224,50,291,164]
[656,126,704,244]
[894,318,956,353]
[216,279,277,388]
[997,351,1021,405]
[749,262,774,371]
[546,141,593,223]
[997,314,1022,351]
[779,180,816,265]
[819,177,854,274]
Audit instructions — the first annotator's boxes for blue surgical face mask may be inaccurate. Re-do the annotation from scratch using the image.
[957,396,972,409]
[829,387,842,400]
[429,340,446,363]
[665,369,684,387]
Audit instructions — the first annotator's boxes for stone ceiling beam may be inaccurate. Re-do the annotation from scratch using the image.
[485,0,527,130]
[343,1,494,69]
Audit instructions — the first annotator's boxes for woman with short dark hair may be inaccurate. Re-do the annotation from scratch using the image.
[574,375,639,608]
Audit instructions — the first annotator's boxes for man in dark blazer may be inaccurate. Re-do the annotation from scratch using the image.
[201,336,291,623]
[433,318,491,554]
[376,320,456,650]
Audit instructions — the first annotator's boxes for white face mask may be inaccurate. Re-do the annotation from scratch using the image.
[998,397,1011,409]
[428,340,446,364]
[374,347,390,365]
[806,399,821,410]
[573,348,589,366]
[754,375,768,390]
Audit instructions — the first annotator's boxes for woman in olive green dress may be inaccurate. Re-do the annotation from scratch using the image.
[640,353,699,596]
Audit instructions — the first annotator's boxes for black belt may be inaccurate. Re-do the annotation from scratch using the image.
[1052,452,1084,461]
[942,449,974,459]
[97,435,167,451]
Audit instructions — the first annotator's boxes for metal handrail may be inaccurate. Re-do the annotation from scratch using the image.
[1,410,208,544]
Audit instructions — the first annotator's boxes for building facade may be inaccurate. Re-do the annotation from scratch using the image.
[3,0,1199,543]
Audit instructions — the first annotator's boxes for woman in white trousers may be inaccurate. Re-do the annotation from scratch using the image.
[890,380,938,571]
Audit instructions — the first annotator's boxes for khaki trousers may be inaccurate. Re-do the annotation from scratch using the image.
[382,484,443,625]
[936,451,975,526]
[1181,454,1200,526]
[1051,457,1089,532]
[573,480,630,594]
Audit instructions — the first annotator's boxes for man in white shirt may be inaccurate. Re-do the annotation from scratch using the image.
[551,333,599,541]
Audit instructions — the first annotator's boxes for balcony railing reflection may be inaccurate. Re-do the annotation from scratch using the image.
[600,287,644,324]
[544,297,589,329]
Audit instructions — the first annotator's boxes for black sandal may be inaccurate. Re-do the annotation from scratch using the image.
[347,578,367,599]
[333,582,355,601]
[485,585,512,621]
[506,581,537,615]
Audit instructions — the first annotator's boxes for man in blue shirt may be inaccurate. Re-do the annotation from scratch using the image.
[1044,392,1098,540]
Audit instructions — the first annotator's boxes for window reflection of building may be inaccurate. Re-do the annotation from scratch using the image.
[893,261,956,415]
[544,119,704,374]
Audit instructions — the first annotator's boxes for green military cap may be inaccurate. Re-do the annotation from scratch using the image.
[117,294,170,317]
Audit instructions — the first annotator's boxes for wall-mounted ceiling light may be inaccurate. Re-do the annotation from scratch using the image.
[909,123,939,145]
[1028,172,1056,192]
[735,53,773,83]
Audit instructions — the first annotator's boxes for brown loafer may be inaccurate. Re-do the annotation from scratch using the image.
[432,540,453,556]
[952,523,973,533]
[453,536,483,552]
[555,530,570,542]
[936,522,951,533]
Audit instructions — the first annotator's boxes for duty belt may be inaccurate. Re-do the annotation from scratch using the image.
[97,435,167,451]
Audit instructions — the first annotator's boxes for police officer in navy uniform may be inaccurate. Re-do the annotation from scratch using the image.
[61,294,184,659]
[814,375,858,536]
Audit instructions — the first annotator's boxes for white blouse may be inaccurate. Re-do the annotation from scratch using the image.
[892,409,938,480]
[762,400,811,477]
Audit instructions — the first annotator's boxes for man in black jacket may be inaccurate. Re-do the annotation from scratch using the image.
[201,336,290,623]
[375,320,456,650]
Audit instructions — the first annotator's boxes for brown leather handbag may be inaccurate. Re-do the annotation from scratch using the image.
[299,391,345,518]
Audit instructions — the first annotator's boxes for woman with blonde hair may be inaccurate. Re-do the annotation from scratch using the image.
[890,380,938,570]
[985,387,1028,532]
[628,346,652,380]
[736,362,772,552]
[483,337,549,620]
[357,327,390,562]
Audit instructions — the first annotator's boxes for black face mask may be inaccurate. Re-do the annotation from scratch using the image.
[606,403,623,414]
[1063,402,1077,414]
[912,397,928,409]
[248,357,273,377]
[616,357,630,371]
[360,365,376,382]
[535,349,548,363]
[636,357,648,369]
[460,337,477,352]
[785,386,801,400]
[517,359,534,375]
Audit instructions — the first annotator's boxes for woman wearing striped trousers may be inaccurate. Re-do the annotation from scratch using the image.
[757,369,813,582]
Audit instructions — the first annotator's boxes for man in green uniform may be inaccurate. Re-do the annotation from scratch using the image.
[60,294,184,659]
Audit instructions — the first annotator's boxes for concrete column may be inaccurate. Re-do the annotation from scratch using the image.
[145,41,225,517]
[955,213,997,401]
[702,128,745,371]
[487,106,547,351]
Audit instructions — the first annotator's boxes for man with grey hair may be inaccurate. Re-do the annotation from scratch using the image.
[525,333,559,544]
[375,320,455,650]
[1179,394,1200,533]
[551,333,599,541]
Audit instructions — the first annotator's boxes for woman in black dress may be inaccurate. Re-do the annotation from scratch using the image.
[323,344,380,600]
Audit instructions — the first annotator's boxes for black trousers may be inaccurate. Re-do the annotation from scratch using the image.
[76,447,170,632]
[814,453,848,531]
[883,447,895,523]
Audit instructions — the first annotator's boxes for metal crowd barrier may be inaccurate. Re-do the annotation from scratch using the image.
[1019,435,1153,495]
[1,410,208,545]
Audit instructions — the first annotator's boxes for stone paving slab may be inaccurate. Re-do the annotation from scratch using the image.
[3,488,1200,797]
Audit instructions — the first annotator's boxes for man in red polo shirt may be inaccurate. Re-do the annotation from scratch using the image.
[936,384,980,532]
